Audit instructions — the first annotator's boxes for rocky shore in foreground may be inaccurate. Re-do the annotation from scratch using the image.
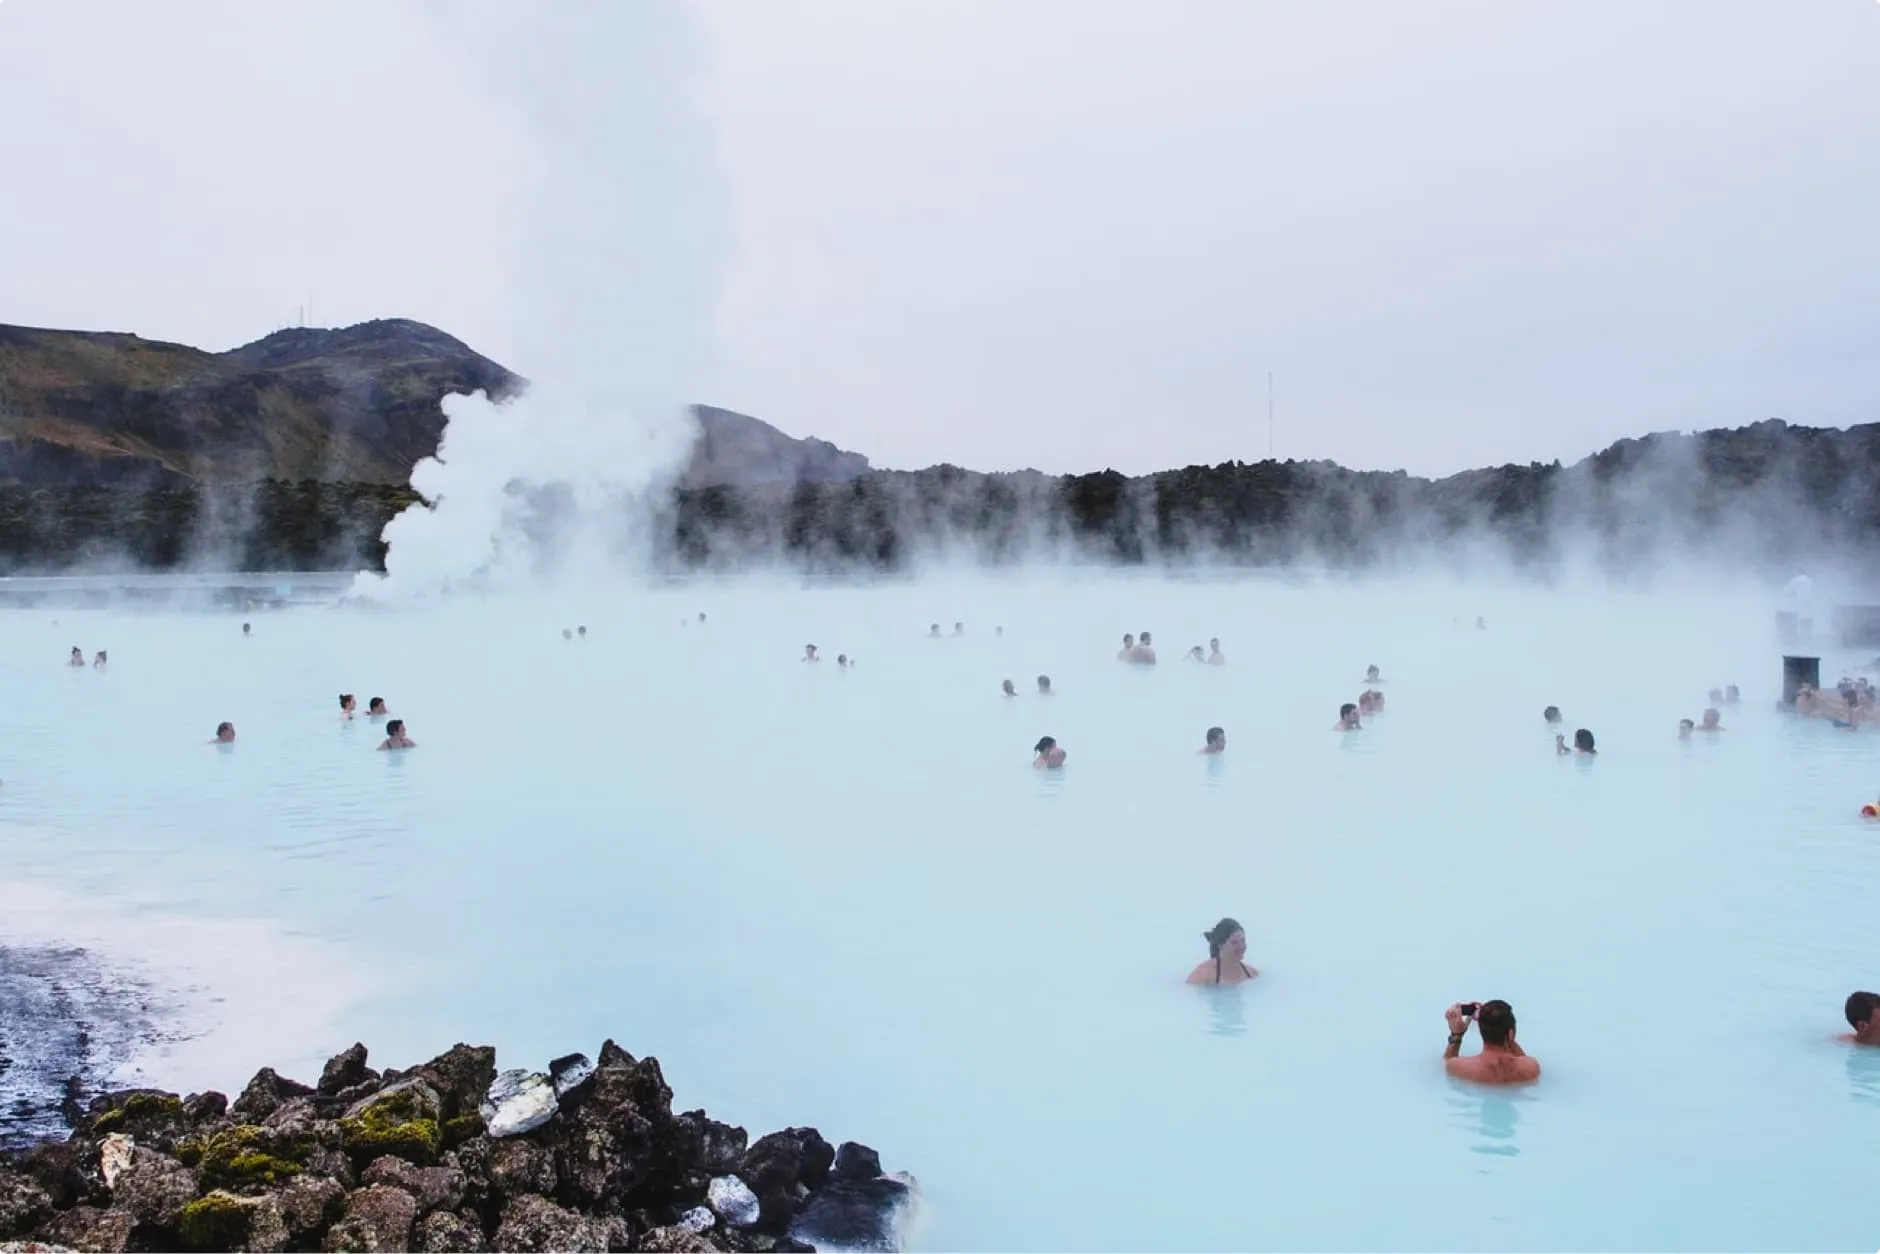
[0,1040,916,1253]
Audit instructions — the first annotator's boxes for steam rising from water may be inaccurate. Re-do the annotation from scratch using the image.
[356,0,723,597]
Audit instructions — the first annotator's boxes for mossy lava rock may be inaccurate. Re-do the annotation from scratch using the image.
[338,1077,443,1166]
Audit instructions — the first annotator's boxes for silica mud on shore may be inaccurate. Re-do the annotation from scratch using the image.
[0,877,376,1154]
[0,1037,918,1253]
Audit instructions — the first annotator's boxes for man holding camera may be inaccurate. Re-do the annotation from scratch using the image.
[1443,1000,1541,1085]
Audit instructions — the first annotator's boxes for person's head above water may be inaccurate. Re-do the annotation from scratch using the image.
[1339,702,1359,726]
[1203,917,1246,959]
[368,698,386,714]
[1139,631,1153,645]
[1204,726,1225,751]
[1574,728,1596,752]
[214,722,235,743]
[1034,735,1056,754]
[386,719,406,737]
[1365,664,1380,680]
[1543,705,1562,724]
[1002,679,1016,696]
[339,694,355,710]
[1701,708,1721,728]
[242,622,251,635]
[1036,674,1051,693]
[1846,990,1880,1044]
[1121,633,1135,648]
[1032,735,1066,766]
[1476,999,1518,1047]
[929,623,941,636]
[1678,718,1695,737]
[578,626,587,637]
[561,628,572,640]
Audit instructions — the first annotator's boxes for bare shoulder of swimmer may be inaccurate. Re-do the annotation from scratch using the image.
[1185,960,1216,985]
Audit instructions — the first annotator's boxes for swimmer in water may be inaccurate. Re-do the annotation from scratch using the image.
[953,622,965,637]
[1002,679,1017,697]
[211,722,236,744]
[562,628,573,641]
[929,623,942,638]
[1543,705,1562,726]
[367,697,389,719]
[67,646,84,668]
[1698,707,1723,733]
[1678,718,1695,739]
[1117,633,1135,660]
[578,626,587,640]
[1133,631,1157,664]
[1708,688,1724,707]
[242,622,252,636]
[1185,645,1205,663]
[1033,736,1066,769]
[802,644,821,663]
[1556,728,1596,755]
[1186,917,1259,986]
[1364,664,1382,683]
[1841,991,1880,1047]
[338,694,357,721]
[1725,684,1740,704]
[1208,638,1225,666]
[1199,726,1226,755]
[1336,703,1361,732]
[378,719,416,750]
[92,650,106,669]
[699,612,707,624]
[837,653,852,668]
[1037,675,1052,695]
[1443,1000,1540,1086]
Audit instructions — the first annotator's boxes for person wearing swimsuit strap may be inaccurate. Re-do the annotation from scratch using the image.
[1186,917,1260,986]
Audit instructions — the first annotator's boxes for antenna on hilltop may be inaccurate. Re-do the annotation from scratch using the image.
[1267,371,1275,460]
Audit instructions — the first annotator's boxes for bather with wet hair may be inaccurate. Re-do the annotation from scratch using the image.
[1186,917,1259,985]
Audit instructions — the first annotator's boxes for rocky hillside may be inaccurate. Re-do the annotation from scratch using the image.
[0,320,868,492]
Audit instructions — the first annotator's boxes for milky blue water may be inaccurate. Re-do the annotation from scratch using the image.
[3,570,1878,1251]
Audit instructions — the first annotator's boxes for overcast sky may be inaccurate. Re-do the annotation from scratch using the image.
[2,0,1877,477]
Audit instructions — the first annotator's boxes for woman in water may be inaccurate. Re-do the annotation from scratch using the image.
[1033,736,1066,769]
[211,722,236,744]
[339,694,357,720]
[1199,727,1226,755]
[802,644,821,663]
[92,650,106,670]
[1364,664,1382,683]
[1556,728,1596,756]
[67,646,84,668]
[378,720,416,751]
[1697,707,1724,732]
[1186,918,1259,986]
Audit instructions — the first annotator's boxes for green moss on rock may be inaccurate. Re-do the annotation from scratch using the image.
[339,1079,442,1166]
[91,1091,185,1134]
[196,1125,308,1191]
[440,1112,485,1151]
[178,1191,252,1251]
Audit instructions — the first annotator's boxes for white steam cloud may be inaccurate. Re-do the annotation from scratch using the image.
[355,0,724,597]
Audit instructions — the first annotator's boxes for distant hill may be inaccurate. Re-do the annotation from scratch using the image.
[0,320,867,491]
[1,316,1876,578]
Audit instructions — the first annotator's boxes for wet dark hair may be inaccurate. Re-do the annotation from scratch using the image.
[1543,705,1561,723]
[1206,726,1225,745]
[386,719,405,737]
[339,694,354,708]
[1036,675,1051,690]
[1034,736,1056,754]
[578,625,587,636]
[1477,999,1516,1045]
[1366,664,1379,675]
[1847,990,1880,1029]
[215,722,233,737]
[1340,703,1357,718]
[1139,631,1152,643]
[1203,917,1243,957]
[1574,728,1596,752]
[1679,718,1694,730]
[369,697,385,711]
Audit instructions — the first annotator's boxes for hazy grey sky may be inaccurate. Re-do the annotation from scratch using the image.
[2,0,1877,476]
